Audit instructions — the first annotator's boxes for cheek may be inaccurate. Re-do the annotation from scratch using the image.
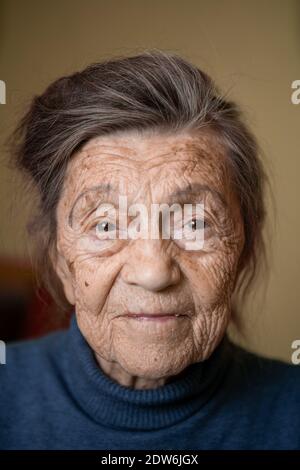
[183,252,238,307]
[72,256,121,316]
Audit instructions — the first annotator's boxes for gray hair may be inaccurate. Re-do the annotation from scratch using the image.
[8,49,267,328]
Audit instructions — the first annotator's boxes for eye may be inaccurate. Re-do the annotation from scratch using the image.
[186,218,206,231]
[95,220,116,236]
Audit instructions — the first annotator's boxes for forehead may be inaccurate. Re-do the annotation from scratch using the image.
[62,129,231,202]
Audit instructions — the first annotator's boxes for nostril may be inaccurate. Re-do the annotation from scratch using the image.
[141,268,171,291]
[121,260,181,292]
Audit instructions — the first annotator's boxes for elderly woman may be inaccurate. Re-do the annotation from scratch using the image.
[0,50,299,450]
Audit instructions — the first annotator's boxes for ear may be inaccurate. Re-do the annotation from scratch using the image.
[50,245,76,305]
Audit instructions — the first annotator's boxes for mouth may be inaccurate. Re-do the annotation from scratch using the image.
[121,312,187,322]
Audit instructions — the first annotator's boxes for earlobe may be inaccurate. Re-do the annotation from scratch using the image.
[50,246,76,305]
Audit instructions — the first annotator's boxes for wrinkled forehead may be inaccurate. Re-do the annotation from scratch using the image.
[60,130,232,207]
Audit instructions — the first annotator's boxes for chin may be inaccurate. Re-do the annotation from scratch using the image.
[115,350,192,381]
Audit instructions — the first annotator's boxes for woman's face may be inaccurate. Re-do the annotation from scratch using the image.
[55,129,244,380]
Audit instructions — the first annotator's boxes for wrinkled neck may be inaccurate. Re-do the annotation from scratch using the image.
[94,352,170,389]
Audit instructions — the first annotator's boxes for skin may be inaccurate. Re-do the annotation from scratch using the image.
[54,128,245,390]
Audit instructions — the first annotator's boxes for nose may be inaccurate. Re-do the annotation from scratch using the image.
[121,240,181,292]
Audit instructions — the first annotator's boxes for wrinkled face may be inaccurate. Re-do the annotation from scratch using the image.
[55,129,244,379]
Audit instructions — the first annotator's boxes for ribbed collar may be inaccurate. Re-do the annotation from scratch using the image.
[63,314,232,431]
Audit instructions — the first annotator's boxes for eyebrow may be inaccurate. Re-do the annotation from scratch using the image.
[168,183,227,207]
[68,183,114,226]
[68,182,227,226]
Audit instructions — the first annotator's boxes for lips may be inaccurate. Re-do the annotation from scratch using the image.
[122,312,184,319]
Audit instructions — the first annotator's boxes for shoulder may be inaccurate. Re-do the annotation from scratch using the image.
[0,328,72,449]
[0,328,69,400]
[229,340,300,384]
[226,340,300,416]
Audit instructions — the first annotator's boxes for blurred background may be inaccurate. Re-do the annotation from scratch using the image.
[0,0,299,360]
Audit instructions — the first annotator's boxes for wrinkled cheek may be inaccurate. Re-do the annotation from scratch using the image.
[72,262,112,316]
[191,257,237,309]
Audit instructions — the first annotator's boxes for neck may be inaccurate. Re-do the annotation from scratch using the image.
[95,352,175,389]
[63,315,233,430]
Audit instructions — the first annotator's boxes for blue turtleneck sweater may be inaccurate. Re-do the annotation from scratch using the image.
[0,314,300,450]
